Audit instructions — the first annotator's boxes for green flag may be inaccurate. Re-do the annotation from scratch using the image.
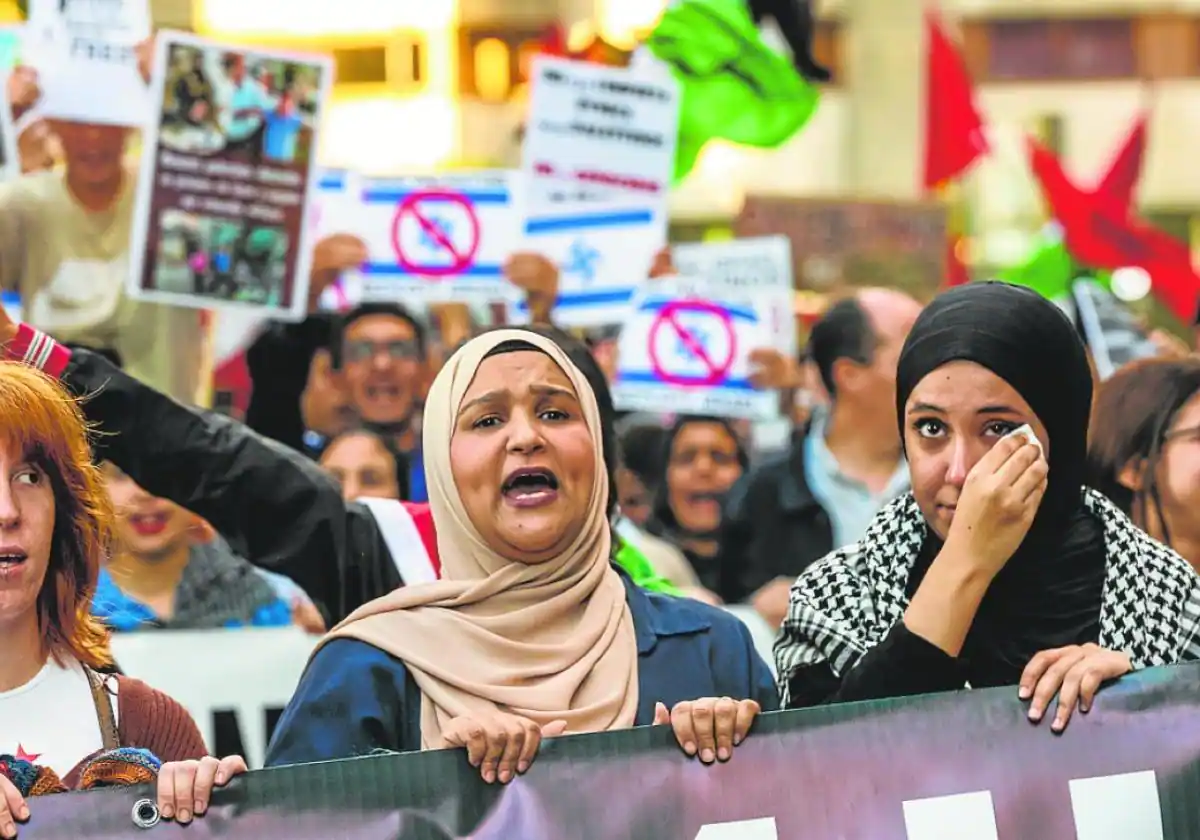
[998,224,1112,301]
[646,0,820,181]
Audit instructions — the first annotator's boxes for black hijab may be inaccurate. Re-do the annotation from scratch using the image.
[896,282,1107,685]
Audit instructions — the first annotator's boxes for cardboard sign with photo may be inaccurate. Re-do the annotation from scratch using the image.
[126,31,333,320]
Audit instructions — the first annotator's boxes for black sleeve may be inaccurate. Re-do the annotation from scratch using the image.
[244,316,332,453]
[715,470,783,602]
[784,623,966,708]
[61,347,400,624]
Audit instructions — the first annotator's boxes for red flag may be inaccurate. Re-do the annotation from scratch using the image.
[922,10,989,191]
[538,23,568,57]
[1027,135,1200,321]
[1094,112,1147,210]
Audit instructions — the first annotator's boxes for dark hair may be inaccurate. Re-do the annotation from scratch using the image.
[330,303,427,368]
[482,325,619,518]
[808,297,876,398]
[319,426,410,500]
[1087,357,1200,546]
[647,415,748,537]
[619,423,668,488]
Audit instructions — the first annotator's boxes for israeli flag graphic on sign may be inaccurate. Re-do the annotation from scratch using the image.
[613,237,796,421]
[349,171,523,305]
[516,195,668,327]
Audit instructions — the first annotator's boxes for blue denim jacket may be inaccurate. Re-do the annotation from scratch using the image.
[266,573,778,766]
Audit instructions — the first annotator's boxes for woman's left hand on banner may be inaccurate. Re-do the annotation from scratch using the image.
[157,755,249,824]
[654,697,761,764]
[1019,643,1132,733]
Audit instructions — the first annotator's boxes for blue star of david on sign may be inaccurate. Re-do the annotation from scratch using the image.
[562,239,601,283]
[418,216,454,250]
[676,326,709,359]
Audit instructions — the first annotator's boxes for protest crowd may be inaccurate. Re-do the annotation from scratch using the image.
[1,0,1200,837]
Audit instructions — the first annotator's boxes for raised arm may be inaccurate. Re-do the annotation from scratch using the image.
[0,321,407,623]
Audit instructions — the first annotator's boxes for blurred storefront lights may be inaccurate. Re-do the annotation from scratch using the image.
[194,0,458,172]
[597,0,667,48]
[198,0,454,34]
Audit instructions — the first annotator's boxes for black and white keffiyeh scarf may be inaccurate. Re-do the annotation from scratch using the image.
[774,489,1200,708]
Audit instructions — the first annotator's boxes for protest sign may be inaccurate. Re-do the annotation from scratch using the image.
[310,167,363,310]
[613,237,794,419]
[22,663,1200,839]
[521,56,678,325]
[110,627,316,770]
[349,172,522,306]
[1071,278,1159,380]
[127,31,332,320]
[735,196,947,300]
[23,0,150,126]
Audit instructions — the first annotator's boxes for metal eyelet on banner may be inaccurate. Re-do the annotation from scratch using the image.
[131,799,160,830]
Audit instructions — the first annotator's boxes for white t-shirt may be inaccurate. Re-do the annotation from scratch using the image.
[0,659,120,778]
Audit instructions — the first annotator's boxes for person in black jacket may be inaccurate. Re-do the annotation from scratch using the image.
[0,316,622,628]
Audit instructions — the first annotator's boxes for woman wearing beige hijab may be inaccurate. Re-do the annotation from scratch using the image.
[265,329,777,781]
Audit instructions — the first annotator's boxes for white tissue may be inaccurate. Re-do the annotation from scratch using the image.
[1005,423,1043,453]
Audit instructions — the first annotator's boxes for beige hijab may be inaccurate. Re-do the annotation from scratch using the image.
[318,329,639,748]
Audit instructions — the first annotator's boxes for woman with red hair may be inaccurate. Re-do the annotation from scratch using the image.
[0,364,243,838]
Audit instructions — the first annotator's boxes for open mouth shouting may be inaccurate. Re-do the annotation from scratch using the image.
[0,546,28,580]
[501,467,560,509]
[127,511,171,537]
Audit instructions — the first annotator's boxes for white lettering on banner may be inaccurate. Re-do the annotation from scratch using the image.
[903,791,999,840]
[111,628,317,770]
[902,772,1165,840]
[1069,771,1164,840]
[694,818,778,839]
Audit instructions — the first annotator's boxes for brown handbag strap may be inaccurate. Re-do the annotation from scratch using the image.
[85,668,120,752]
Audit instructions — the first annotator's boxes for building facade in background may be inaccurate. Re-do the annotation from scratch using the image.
[2,0,1195,288]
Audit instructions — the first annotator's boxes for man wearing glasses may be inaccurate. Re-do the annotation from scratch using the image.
[329,303,429,501]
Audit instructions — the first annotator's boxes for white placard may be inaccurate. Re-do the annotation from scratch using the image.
[523,55,678,207]
[346,171,522,306]
[126,31,333,320]
[310,167,363,311]
[520,56,678,326]
[111,627,317,770]
[612,237,796,420]
[1069,771,1164,840]
[23,0,150,126]
[903,790,1000,840]
[514,189,669,327]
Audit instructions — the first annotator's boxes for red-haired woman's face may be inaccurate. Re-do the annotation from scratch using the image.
[0,439,56,632]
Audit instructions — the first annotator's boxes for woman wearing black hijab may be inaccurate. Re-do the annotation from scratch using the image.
[774,282,1200,731]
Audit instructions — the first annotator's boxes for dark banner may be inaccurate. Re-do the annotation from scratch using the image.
[23,664,1200,839]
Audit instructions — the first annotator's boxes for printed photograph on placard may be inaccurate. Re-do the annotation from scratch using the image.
[150,211,290,305]
[126,31,332,320]
[157,43,321,164]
